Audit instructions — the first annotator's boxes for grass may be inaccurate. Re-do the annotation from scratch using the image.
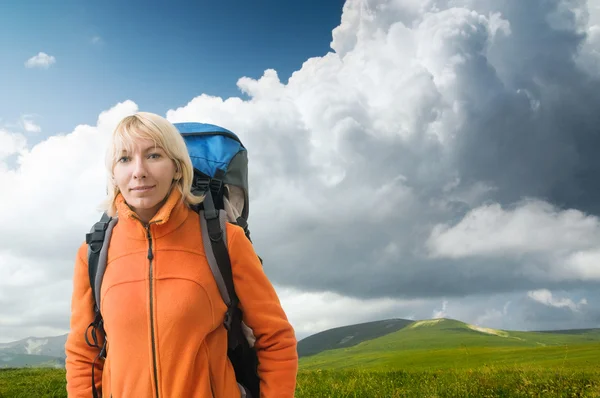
[2,366,600,397]
[296,367,600,397]
[3,318,600,397]
[298,318,600,371]
[299,343,600,371]
[0,368,66,398]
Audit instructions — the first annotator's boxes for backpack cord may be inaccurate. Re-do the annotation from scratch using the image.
[85,309,106,398]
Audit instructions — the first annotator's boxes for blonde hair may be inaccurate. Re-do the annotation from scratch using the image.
[100,111,204,216]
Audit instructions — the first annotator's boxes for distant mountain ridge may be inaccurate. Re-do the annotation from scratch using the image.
[0,334,68,368]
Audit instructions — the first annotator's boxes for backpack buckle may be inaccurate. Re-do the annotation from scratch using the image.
[195,175,210,192]
[86,216,111,252]
[210,168,226,197]
[95,221,109,231]
[209,177,223,196]
[224,307,233,331]
[194,175,223,197]
[223,300,241,331]
[86,221,109,242]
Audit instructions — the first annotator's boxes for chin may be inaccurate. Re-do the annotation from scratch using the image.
[127,196,159,209]
[136,199,160,208]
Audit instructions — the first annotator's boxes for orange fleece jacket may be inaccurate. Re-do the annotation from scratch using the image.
[65,189,298,397]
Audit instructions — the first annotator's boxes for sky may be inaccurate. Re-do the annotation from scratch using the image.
[1,0,600,343]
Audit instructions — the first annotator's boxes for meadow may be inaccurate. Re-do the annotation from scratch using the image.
[2,348,600,397]
[2,319,600,397]
[2,365,600,397]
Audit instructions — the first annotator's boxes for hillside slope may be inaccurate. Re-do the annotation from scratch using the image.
[297,318,413,357]
[299,318,600,371]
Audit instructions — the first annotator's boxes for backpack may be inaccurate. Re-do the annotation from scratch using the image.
[84,122,260,398]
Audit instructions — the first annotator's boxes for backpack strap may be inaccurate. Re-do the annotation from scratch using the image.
[85,213,118,398]
[200,210,232,303]
[86,214,118,310]
[86,213,111,310]
[200,190,239,332]
[201,190,259,396]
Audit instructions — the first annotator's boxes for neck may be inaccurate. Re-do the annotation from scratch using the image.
[129,195,169,225]
[135,209,158,225]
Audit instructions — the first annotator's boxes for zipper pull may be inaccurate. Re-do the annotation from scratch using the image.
[146,226,154,260]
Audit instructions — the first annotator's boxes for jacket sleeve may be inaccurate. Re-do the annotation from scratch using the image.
[65,243,105,397]
[228,225,298,397]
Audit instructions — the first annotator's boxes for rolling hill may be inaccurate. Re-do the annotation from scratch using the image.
[297,318,413,357]
[298,318,600,371]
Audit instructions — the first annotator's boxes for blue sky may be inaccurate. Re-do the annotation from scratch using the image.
[0,0,344,140]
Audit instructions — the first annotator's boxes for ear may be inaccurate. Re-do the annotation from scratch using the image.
[173,169,182,181]
[173,161,182,180]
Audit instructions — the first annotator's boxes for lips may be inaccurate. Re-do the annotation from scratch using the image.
[130,185,155,192]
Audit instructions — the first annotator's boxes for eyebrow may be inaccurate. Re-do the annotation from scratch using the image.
[120,146,162,154]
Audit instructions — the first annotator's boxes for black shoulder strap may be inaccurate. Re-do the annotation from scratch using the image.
[86,212,112,311]
[203,191,240,326]
[85,212,116,398]
[203,190,260,396]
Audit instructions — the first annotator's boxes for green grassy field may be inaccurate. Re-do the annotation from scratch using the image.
[2,366,600,397]
[296,368,600,397]
[300,343,600,372]
[2,318,600,397]
[0,368,66,398]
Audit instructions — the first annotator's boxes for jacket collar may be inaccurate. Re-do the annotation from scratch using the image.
[114,187,189,239]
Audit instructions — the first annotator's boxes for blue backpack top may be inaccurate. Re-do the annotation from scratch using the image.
[175,122,250,222]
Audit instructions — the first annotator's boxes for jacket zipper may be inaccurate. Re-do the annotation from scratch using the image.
[146,224,160,398]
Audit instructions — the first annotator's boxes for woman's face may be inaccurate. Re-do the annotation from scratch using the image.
[113,136,179,223]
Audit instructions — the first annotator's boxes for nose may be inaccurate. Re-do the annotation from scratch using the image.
[132,157,147,179]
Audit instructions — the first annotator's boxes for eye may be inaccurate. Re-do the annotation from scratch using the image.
[148,153,162,159]
[118,156,130,163]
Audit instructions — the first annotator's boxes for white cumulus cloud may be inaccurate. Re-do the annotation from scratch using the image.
[25,52,56,69]
[21,115,41,133]
[0,129,27,160]
[528,289,588,312]
[427,200,600,258]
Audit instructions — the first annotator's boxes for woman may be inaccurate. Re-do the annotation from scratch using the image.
[65,112,298,397]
